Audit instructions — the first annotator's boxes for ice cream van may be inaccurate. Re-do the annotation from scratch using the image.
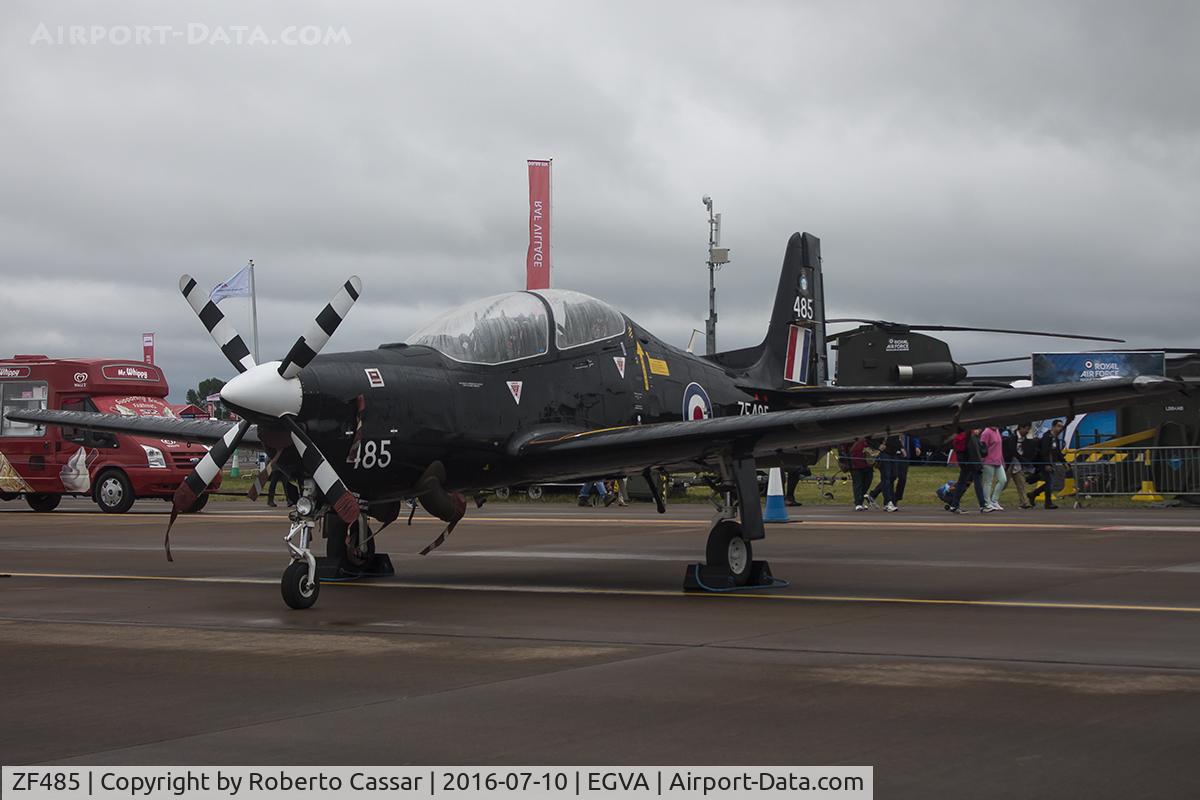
[0,355,219,513]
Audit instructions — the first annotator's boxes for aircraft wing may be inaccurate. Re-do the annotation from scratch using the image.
[3,409,260,446]
[778,384,1017,403]
[508,376,1188,482]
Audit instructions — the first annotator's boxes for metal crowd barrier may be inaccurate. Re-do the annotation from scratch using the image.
[1066,446,1200,502]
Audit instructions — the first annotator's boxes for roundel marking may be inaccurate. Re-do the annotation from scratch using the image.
[682,382,712,421]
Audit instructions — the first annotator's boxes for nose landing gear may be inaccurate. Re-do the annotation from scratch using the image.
[279,481,397,610]
[281,485,321,610]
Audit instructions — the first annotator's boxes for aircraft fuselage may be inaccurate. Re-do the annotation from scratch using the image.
[288,319,791,500]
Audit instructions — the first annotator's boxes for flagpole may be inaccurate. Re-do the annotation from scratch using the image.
[548,158,553,288]
[248,259,260,363]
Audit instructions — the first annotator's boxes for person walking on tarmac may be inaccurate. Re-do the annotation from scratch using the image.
[849,437,876,511]
[869,434,905,512]
[980,424,1007,511]
[869,433,920,510]
[894,433,919,503]
[1003,424,1035,509]
[266,468,300,508]
[1027,419,1068,509]
[947,427,980,514]
[968,428,990,511]
[784,465,811,507]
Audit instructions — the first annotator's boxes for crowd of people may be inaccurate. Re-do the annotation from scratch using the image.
[578,478,627,507]
[842,420,1070,513]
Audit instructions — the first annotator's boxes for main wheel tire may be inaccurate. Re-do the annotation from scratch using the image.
[494,486,511,500]
[325,512,349,559]
[95,470,135,514]
[350,533,376,567]
[281,561,320,609]
[25,493,61,512]
[182,492,209,514]
[324,513,376,571]
[0,490,16,502]
[706,519,753,586]
[527,485,544,500]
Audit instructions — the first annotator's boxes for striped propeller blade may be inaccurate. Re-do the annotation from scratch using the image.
[284,416,360,524]
[179,274,257,374]
[278,276,362,379]
[164,419,251,561]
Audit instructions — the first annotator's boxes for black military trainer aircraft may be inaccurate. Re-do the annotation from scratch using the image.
[9,232,1190,609]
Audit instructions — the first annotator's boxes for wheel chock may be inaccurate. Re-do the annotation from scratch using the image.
[316,552,396,581]
[682,560,787,592]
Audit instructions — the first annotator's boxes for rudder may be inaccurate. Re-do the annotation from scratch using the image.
[709,232,825,389]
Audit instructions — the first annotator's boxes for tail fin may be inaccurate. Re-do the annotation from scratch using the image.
[706,232,826,389]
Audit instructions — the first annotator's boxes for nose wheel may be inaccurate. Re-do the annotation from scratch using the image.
[281,560,320,609]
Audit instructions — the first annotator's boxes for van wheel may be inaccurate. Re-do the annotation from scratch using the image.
[26,493,61,512]
[95,471,135,514]
[183,492,209,513]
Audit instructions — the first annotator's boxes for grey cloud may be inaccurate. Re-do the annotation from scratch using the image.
[2,0,1198,400]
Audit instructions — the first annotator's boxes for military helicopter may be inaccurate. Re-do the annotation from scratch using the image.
[826,319,1125,388]
[9,232,1189,609]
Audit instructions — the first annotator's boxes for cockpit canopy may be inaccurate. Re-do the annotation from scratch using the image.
[405,289,625,365]
[533,289,627,350]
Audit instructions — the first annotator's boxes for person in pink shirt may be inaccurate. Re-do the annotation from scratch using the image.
[980,425,1007,511]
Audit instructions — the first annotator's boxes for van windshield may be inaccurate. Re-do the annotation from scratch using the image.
[0,381,48,437]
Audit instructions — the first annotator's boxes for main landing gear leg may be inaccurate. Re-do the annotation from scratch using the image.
[318,511,395,580]
[684,456,782,592]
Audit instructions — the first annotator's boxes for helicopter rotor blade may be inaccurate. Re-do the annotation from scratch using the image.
[905,325,1124,342]
[824,318,1123,343]
[959,356,1032,367]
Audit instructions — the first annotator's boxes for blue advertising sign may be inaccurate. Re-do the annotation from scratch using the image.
[1031,352,1165,386]
[1031,352,1165,446]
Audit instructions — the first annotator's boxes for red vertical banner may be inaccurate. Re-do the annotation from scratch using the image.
[142,332,155,365]
[526,159,552,289]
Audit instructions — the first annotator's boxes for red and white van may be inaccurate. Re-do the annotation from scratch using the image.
[0,355,219,513]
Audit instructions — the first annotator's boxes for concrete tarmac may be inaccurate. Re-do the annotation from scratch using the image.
[3,498,1200,797]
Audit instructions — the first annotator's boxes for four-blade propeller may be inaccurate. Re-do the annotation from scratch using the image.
[164,274,363,560]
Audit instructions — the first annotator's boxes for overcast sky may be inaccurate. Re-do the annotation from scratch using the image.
[3,1,1198,400]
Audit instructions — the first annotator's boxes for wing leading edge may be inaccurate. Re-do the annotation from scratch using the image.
[507,376,1189,483]
[3,409,260,446]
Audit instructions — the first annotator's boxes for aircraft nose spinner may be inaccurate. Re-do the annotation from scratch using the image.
[220,360,303,418]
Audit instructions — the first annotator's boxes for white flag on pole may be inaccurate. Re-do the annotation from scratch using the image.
[209,265,252,303]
